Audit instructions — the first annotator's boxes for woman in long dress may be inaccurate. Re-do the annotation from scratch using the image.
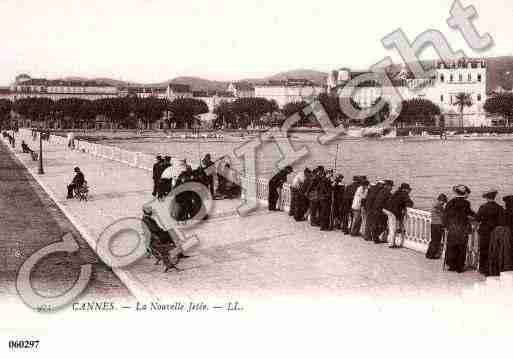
[475,189,504,276]
[443,185,475,273]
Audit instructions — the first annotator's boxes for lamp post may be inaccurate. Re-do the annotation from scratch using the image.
[37,128,45,174]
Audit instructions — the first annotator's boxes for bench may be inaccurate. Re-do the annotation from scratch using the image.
[29,150,38,161]
[73,181,89,201]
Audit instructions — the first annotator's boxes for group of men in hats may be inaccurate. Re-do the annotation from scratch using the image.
[152,153,239,200]
[434,185,513,275]
[277,166,414,247]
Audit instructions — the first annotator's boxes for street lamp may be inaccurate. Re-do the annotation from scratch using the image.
[36,128,45,174]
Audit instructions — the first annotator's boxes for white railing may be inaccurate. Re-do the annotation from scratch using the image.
[403,208,431,252]
[240,174,431,252]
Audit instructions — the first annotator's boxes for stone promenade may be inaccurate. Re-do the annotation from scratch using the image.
[4,131,484,303]
[0,139,131,307]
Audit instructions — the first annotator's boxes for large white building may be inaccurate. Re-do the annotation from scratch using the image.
[327,58,488,127]
[118,86,167,99]
[10,74,119,101]
[254,78,326,108]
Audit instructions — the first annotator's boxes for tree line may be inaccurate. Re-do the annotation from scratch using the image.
[2,92,512,130]
[0,97,209,130]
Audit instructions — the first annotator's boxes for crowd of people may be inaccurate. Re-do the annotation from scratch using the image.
[151,153,241,221]
[145,152,242,271]
[426,186,513,276]
[270,166,414,248]
[270,167,513,276]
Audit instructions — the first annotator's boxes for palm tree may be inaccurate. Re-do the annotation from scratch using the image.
[453,92,473,127]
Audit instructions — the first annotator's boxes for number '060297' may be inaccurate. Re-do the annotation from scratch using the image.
[8,340,40,350]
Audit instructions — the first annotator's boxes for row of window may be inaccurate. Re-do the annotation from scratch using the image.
[440,73,482,83]
[16,86,116,93]
[440,94,481,103]
[437,61,486,69]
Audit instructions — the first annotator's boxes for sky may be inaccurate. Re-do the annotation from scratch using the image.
[0,0,511,85]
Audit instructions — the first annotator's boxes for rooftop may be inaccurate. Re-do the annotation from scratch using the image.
[256,78,323,87]
[15,78,116,88]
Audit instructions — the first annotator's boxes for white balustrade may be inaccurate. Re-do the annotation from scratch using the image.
[403,208,432,252]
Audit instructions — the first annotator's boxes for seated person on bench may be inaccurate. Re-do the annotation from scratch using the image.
[67,167,85,199]
[21,141,30,153]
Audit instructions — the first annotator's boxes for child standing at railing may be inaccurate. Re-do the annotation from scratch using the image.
[426,193,448,259]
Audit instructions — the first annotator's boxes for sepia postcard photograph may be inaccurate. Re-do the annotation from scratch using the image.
[1,0,513,357]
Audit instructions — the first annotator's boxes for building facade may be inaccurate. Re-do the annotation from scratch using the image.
[10,74,119,101]
[0,87,14,101]
[328,59,488,127]
[254,78,326,108]
[118,86,167,99]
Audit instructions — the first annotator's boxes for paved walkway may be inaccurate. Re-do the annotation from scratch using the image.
[0,139,131,306]
[5,131,485,303]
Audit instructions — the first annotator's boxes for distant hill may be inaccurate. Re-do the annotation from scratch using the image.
[59,56,513,93]
[62,77,141,87]
[151,77,229,92]
[244,69,328,86]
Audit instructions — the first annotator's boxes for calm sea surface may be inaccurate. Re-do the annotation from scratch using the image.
[105,135,513,211]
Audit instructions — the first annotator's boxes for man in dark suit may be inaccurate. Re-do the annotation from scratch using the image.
[331,174,345,229]
[141,206,183,272]
[201,153,215,197]
[371,180,394,243]
[364,180,384,241]
[152,155,164,197]
[268,166,293,211]
[318,171,333,231]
